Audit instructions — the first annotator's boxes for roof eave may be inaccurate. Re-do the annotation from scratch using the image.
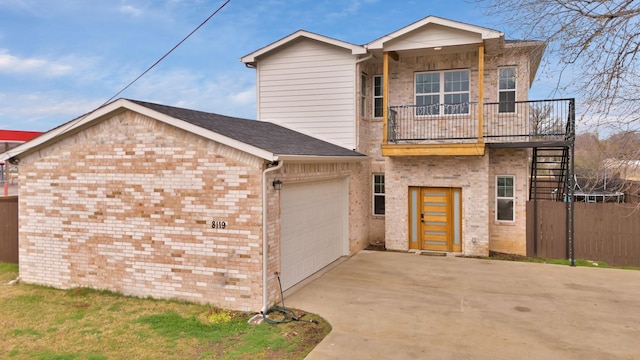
[366,15,503,50]
[275,154,367,163]
[240,30,367,64]
[1,99,279,163]
[505,40,547,87]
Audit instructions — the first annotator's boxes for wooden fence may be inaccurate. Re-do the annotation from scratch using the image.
[0,196,19,264]
[527,201,640,267]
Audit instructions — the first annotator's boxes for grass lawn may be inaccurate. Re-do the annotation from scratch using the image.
[0,263,331,359]
[486,251,640,270]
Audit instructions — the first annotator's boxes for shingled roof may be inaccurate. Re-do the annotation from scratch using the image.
[129,99,364,158]
[0,98,365,163]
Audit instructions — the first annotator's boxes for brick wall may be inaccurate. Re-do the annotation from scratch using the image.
[356,48,533,251]
[384,155,490,256]
[488,148,529,255]
[361,47,532,108]
[388,51,481,106]
[18,111,265,311]
[356,62,389,244]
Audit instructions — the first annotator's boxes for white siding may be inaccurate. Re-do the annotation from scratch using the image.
[257,39,357,149]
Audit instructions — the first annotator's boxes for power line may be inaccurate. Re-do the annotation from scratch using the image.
[102,0,232,106]
[2,0,232,161]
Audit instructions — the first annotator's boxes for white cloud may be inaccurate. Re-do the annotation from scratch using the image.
[110,67,255,119]
[118,4,144,17]
[326,0,380,20]
[229,87,255,106]
[0,92,104,131]
[0,49,73,76]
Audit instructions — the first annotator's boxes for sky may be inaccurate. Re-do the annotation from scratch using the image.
[0,0,566,132]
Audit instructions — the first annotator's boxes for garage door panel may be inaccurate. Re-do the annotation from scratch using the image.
[280,178,347,290]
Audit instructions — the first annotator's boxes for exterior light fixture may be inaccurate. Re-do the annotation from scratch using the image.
[272,179,283,190]
[434,47,442,51]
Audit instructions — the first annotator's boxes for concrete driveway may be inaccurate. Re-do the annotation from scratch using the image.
[285,250,640,360]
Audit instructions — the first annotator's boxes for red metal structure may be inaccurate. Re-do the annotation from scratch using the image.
[0,130,44,143]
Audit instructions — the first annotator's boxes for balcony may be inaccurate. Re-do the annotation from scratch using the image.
[383,98,575,156]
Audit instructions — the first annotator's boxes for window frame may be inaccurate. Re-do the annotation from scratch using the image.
[373,75,383,118]
[496,175,515,222]
[373,173,385,216]
[498,67,517,113]
[415,69,470,116]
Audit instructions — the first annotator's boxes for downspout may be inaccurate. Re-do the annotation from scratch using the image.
[355,52,373,64]
[261,159,283,314]
[354,52,373,151]
[478,42,485,141]
[382,52,389,144]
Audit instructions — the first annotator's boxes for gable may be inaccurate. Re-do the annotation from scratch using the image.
[367,15,502,51]
[255,38,358,150]
[383,23,483,52]
[240,30,366,65]
[259,37,355,70]
[21,110,264,170]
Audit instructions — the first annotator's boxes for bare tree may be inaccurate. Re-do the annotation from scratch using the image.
[530,104,565,137]
[574,132,606,189]
[574,131,640,202]
[476,0,640,134]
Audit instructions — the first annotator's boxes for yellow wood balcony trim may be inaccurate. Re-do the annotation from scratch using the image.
[381,142,485,156]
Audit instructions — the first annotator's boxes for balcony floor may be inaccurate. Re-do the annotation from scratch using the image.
[487,140,571,148]
[381,142,486,156]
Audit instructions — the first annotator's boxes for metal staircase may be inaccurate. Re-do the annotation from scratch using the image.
[528,99,575,263]
[529,146,570,201]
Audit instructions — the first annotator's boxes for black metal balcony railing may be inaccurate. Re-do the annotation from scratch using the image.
[388,99,574,144]
[388,103,480,141]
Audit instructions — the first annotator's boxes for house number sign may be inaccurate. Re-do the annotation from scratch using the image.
[211,220,227,229]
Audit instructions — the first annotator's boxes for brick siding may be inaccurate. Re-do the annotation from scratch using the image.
[384,155,491,256]
[17,110,368,311]
[488,148,529,255]
[357,48,532,254]
[18,111,265,311]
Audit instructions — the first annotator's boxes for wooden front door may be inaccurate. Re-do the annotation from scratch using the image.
[409,187,462,252]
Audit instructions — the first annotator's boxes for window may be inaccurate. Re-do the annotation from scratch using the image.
[361,73,367,117]
[498,67,516,113]
[374,75,383,118]
[496,176,515,221]
[373,174,385,215]
[415,70,469,116]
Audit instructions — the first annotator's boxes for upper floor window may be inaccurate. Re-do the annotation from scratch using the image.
[361,73,367,117]
[415,70,469,116]
[498,67,516,113]
[374,75,383,118]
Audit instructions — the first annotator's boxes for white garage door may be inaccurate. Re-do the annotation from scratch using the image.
[280,178,348,290]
